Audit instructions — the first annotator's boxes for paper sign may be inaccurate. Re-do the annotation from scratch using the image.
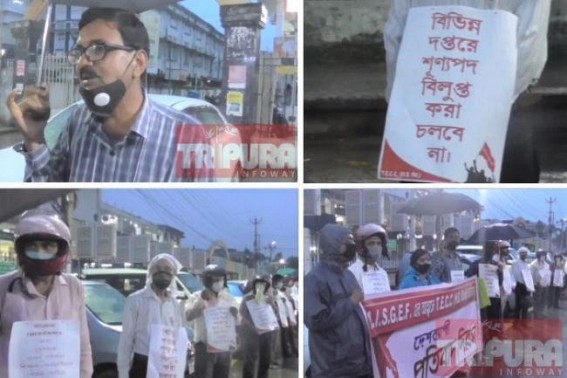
[147,325,188,378]
[479,264,499,297]
[245,299,279,334]
[226,91,244,117]
[9,320,80,378]
[228,65,247,89]
[502,266,513,295]
[450,270,465,283]
[522,269,535,292]
[203,306,237,353]
[362,270,391,294]
[378,6,518,183]
[553,269,565,287]
[539,268,551,287]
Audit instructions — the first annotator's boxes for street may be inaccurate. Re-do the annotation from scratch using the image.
[230,357,298,378]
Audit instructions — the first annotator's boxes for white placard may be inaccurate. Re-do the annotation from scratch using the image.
[362,271,390,294]
[479,264,499,297]
[147,325,188,378]
[245,299,279,334]
[450,270,465,283]
[502,265,513,295]
[378,6,518,183]
[9,320,80,378]
[539,268,551,287]
[203,306,237,353]
[553,269,565,288]
[522,269,535,292]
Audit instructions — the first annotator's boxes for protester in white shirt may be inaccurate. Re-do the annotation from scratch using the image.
[530,250,551,318]
[185,264,238,378]
[511,247,532,325]
[349,223,391,296]
[117,254,185,378]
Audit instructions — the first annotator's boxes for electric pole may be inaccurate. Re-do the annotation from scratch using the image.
[547,197,556,252]
[250,217,262,271]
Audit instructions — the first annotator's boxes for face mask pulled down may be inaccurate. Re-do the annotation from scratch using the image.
[79,55,136,118]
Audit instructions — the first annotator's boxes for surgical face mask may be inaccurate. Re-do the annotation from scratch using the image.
[78,56,135,119]
[414,262,431,274]
[492,253,501,263]
[275,282,284,290]
[152,272,173,290]
[367,246,382,261]
[25,250,56,260]
[212,281,224,293]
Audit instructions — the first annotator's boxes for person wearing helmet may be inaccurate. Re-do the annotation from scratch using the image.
[239,274,275,378]
[117,253,186,378]
[530,250,550,319]
[304,224,373,378]
[511,247,532,326]
[430,227,463,283]
[0,210,93,378]
[185,264,238,378]
[349,223,391,296]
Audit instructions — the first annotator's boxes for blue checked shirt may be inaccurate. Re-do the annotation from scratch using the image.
[23,96,213,182]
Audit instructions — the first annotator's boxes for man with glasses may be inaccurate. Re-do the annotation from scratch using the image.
[6,7,211,182]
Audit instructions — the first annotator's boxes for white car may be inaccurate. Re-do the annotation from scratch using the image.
[0,95,229,182]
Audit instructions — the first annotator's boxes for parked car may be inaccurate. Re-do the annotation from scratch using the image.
[83,280,124,378]
[0,95,229,182]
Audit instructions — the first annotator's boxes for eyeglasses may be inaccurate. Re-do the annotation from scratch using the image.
[67,43,135,65]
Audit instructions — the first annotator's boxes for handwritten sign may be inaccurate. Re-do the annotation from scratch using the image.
[147,325,188,378]
[9,320,80,378]
[379,6,518,183]
[522,269,535,292]
[203,307,237,353]
[502,265,513,295]
[479,264,499,297]
[245,299,279,334]
[553,269,565,287]
[362,270,391,294]
[450,270,465,283]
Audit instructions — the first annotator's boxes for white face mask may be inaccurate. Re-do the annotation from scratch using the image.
[255,283,266,303]
[25,251,55,260]
[212,281,224,293]
[492,254,500,263]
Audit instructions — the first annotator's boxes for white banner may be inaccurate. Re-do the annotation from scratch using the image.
[379,6,518,183]
[522,269,535,292]
[553,269,565,287]
[203,306,237,353]
[9,320,80,378]
[245,299,279,334]
[147,325,188,378]
[502,266,513,295]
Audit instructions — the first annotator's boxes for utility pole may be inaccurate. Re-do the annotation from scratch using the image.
[547,197,556,252]
[250,217,262,271]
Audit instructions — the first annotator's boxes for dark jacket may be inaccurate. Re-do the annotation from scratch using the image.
[304,225,372,378]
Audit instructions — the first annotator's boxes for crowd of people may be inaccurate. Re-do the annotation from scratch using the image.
[304,222,567,378]
[0,211,299,378]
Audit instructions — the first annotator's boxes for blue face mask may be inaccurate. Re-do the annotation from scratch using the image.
[25,251,56,260]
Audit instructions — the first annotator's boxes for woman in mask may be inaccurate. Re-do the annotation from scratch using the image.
[239,275,274,378]
[0,210,93,378]
[399,249,441,289]
[349,223,391,296]
[185,264,238,378]
[117,253,185,378]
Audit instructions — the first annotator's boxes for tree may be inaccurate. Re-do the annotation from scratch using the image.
[286,256,298,269]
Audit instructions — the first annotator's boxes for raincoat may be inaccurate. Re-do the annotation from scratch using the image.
[304,225,373,378]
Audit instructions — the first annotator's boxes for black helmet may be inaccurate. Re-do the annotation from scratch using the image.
[202,264,227,289]
[252,274,271,295]
[271,274,284,285]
